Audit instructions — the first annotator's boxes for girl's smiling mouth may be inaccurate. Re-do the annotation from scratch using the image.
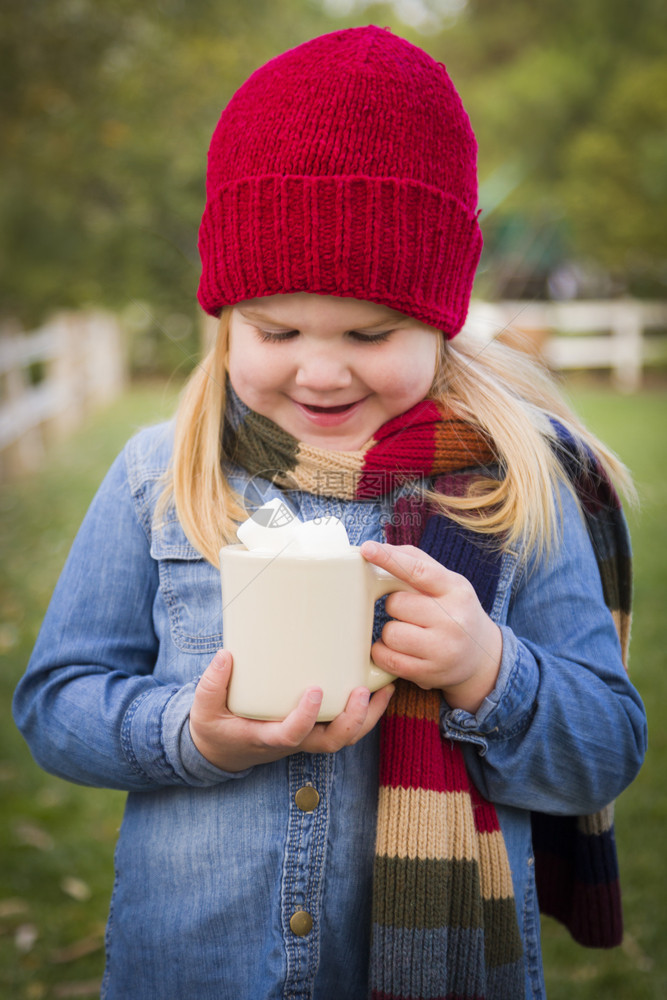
[292,397,367,426]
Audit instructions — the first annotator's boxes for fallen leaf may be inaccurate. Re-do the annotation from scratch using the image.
[60,876,92,902]
[53,979,103,998]
[14,922,39,953]
[51,932,104,964]
[0,897,30,919]
[25,983,47,999]
[0,622,18,652]
[36,786,66,808]
[621,931,654,972]
[14,821,54,851]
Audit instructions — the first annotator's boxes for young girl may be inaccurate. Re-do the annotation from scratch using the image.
[14,26,646,1000]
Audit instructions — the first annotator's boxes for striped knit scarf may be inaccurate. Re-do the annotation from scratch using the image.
[223,384,631,999]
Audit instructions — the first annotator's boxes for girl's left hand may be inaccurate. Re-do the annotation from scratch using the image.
[360,541,503,714]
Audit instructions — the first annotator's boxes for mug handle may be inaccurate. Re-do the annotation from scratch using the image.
[365,564,417,691]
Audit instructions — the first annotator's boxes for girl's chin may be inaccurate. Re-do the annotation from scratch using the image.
[301,431,367,451]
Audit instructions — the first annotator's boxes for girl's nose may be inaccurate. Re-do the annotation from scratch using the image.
[294,350,352,391]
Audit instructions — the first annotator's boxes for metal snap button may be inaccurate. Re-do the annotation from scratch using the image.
[290,910,313,937]
[294,786,320,812]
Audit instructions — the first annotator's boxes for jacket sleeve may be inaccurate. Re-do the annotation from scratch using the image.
[12,441,248,791]
[441,485,647,815]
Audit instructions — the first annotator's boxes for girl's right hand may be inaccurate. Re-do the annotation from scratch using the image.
[189,649,395,772]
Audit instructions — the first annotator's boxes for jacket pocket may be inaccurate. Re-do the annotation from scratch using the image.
[150,515,224,653]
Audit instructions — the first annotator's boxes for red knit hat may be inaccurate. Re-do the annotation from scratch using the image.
[197,26,482,338]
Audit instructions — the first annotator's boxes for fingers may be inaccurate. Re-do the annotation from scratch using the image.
[266,687,324,748]
[361,541,457,597]
[191,653,394,770]
[193,649,233,717]
[189,650,237,767]
[301,684,395,754]
[371,637,432,685]
[359,684,396,733]
[384,589,439,627]
[319,687,372,746]
[378,618,436,660]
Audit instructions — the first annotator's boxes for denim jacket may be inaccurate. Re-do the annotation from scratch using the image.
[13,423,647,1000]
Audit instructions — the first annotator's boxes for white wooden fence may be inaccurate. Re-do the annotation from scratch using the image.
[1,299,664,481]
[0,311,126,481]
[465,299,667,391]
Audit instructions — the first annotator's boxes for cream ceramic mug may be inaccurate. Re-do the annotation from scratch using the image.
[219,543,414,721]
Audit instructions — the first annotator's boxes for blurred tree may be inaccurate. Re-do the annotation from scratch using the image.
[2,0,665,360]
[0,0,333,368]
[559,60,667,295]
[425,0,667,297]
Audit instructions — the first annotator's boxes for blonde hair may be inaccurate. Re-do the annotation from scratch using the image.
[425,335,634,557]
[161,308,634,566]
[159,309,247,562]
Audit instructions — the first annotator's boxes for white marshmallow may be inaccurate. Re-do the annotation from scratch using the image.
[287,516,351,555]
[236,499,300,553]
[237,502,351,556]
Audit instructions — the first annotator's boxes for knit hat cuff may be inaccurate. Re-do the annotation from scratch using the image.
[197,175,482,338]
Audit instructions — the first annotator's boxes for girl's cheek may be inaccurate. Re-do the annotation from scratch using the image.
[230,347,286,392]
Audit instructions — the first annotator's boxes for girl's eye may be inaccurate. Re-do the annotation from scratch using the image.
[255,328,393,344]
[257,329,299,342]
[348,330,392,344]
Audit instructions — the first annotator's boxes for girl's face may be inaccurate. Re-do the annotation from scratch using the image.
[227,293,440,451]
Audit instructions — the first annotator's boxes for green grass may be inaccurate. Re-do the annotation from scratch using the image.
[0,381,182,999]
[538,385,667,1000]
[1,380,665,998]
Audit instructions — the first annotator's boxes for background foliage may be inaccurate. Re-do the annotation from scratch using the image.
[2,0,666,370]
